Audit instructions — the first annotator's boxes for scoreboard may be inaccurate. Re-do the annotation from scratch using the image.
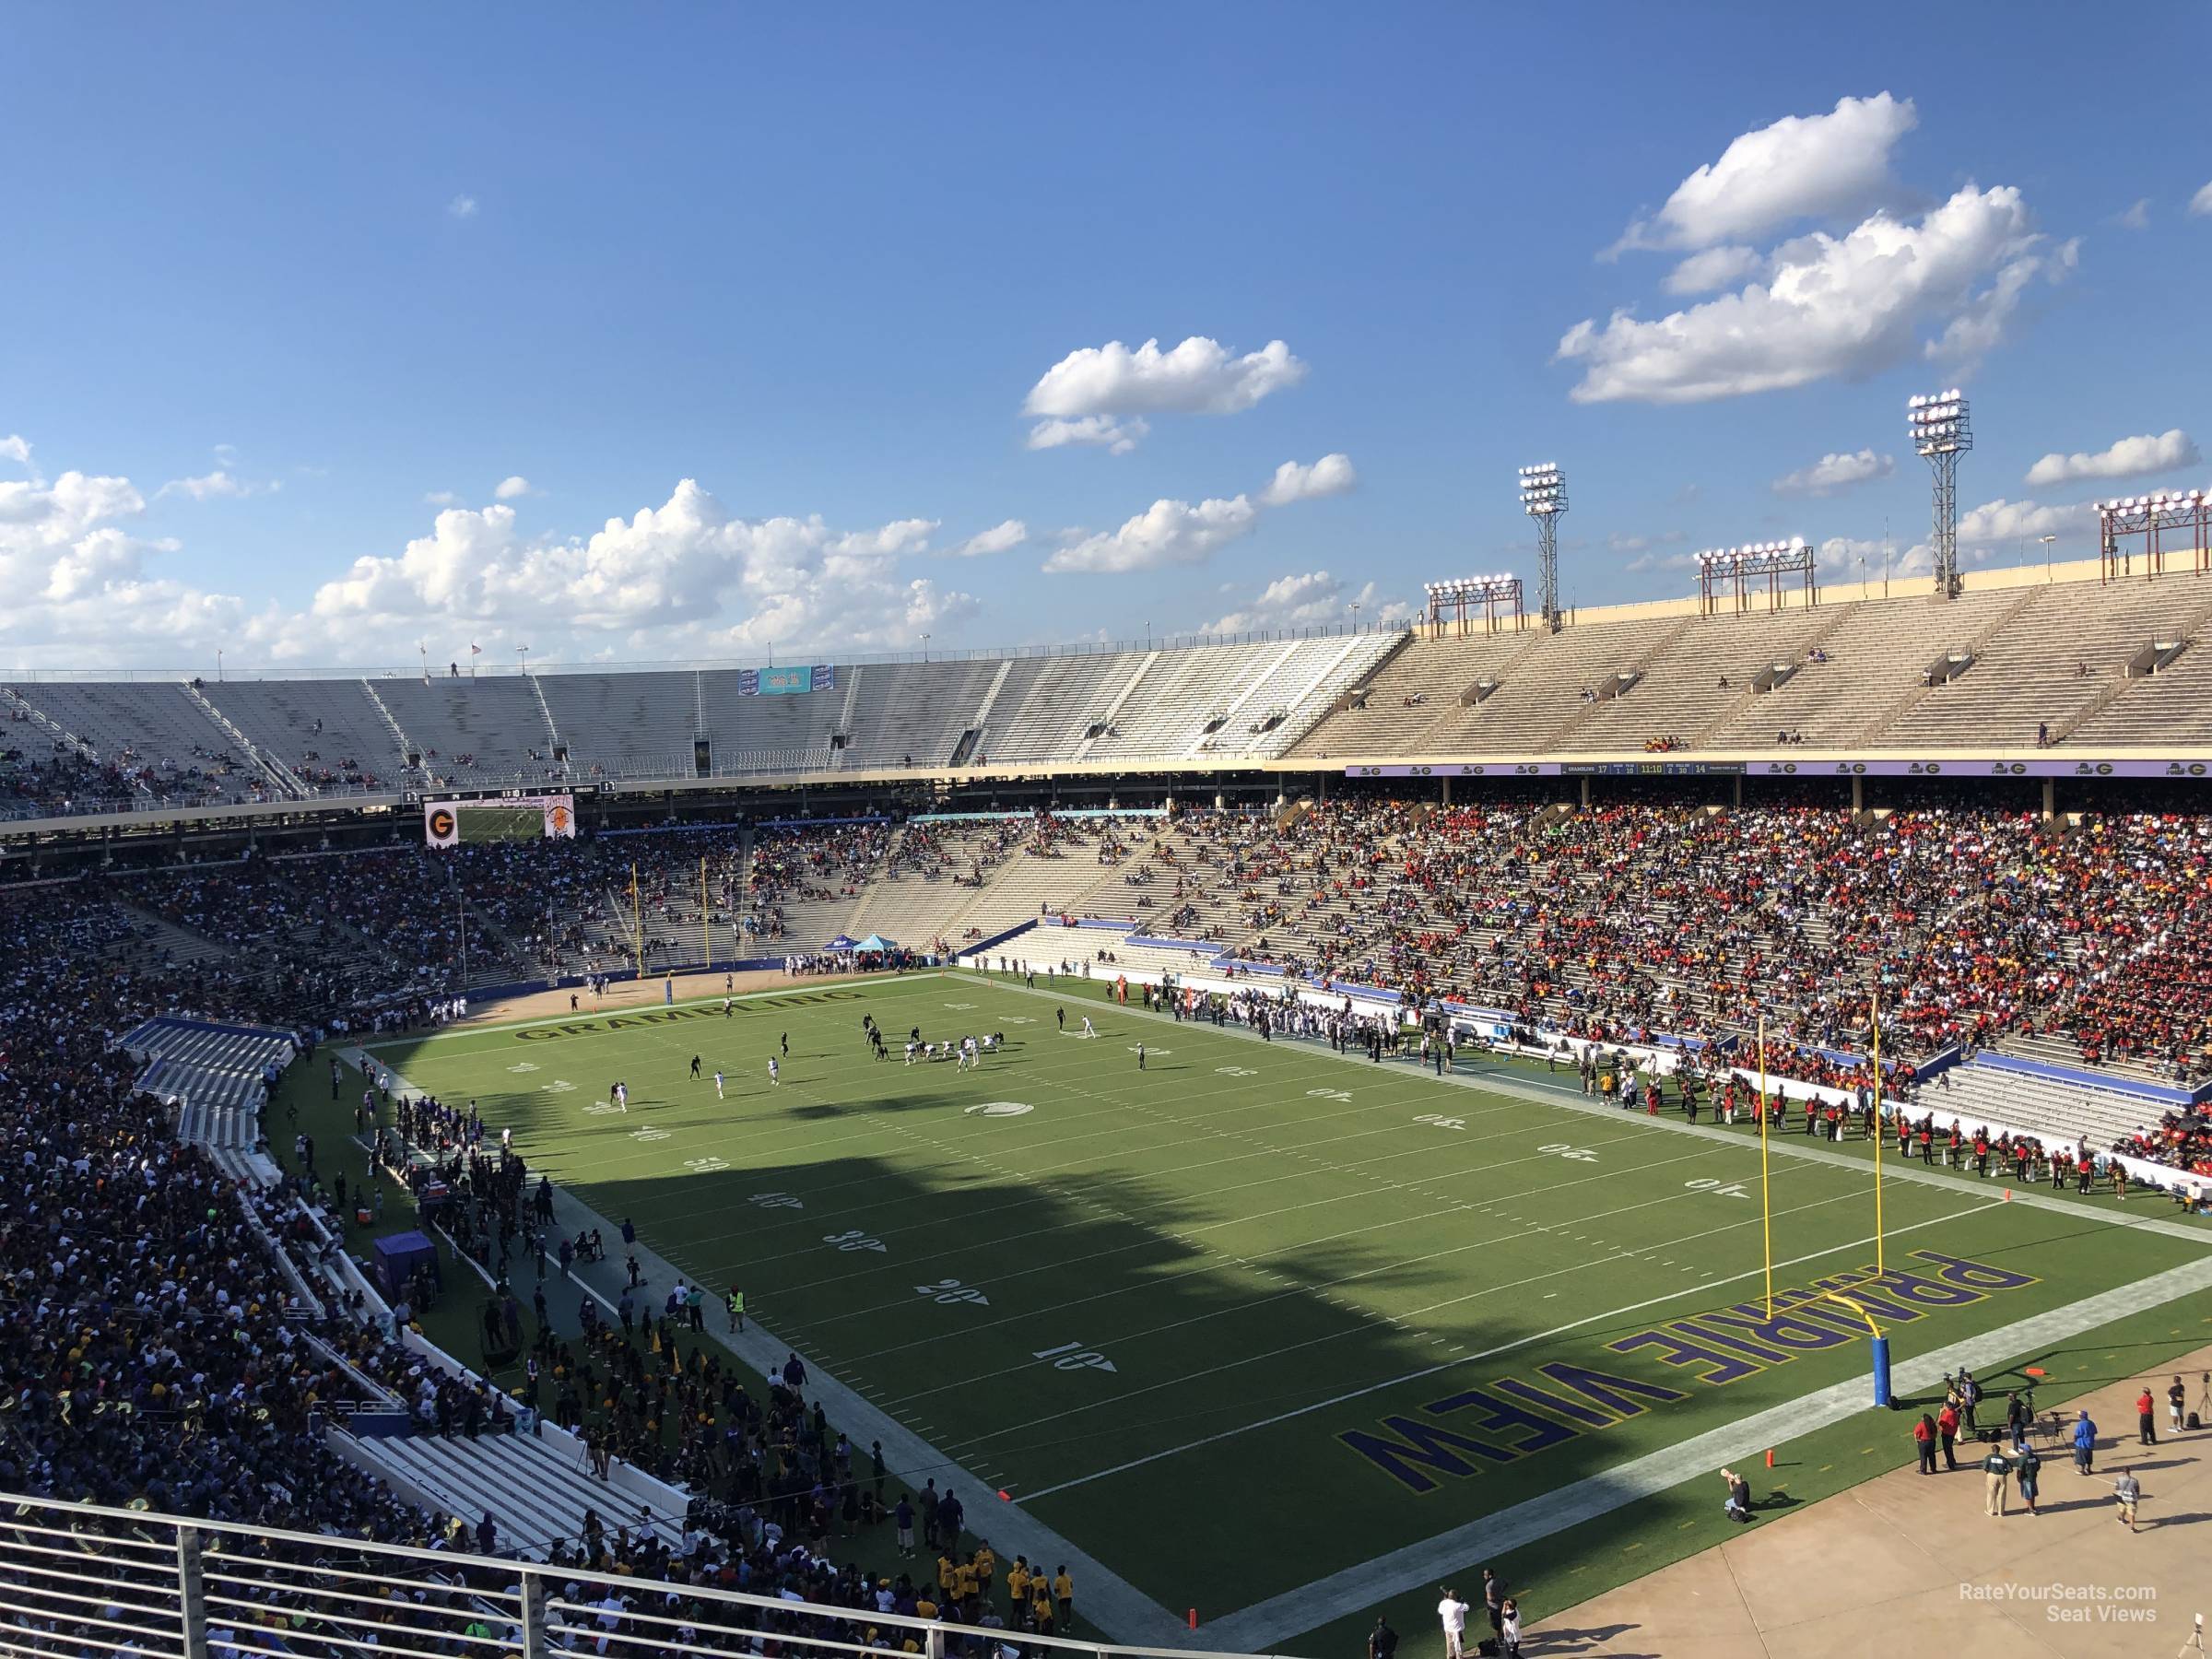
[423,792,578,847]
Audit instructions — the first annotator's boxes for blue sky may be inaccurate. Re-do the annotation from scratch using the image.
[5,3,2209,670]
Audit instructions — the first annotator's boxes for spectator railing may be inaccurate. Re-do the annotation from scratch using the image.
[0,1492,1275,1659]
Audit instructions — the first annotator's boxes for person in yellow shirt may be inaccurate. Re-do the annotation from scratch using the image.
[1053,1567,1075,1631]
[954,1558,980,1603]
[1030,1586,1053,1636]
[936,1553,956,1596]
[915,1595,938,1621]
[974,1544,996,1601]
[1006,1559,1031,1626]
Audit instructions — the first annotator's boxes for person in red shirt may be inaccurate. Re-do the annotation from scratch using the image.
[2136,1387,2158,1446]
[1937,1402,1962,1470]
[1913,1413,1938,1475]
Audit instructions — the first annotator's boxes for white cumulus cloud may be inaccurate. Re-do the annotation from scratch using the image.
[1955,496,2093,550]
[157,470,279,500]
[447,194,478,219]
[0,436,993,669]
[1044,494,1260,575]
[1024,415,1148,455]
[494,476,532,500]
[424,490,463,507]
[2023,429,2199,488]
[1772,448,1895,497]
[300,484,971,659]
[1024,336,1306,425]
[2117,198,2151,230]
[1,435,34,467]
[946,519,1028,558]
[1610,93,1917,254]
[1200,571,1406,634]
[1664,245,1764,295]
[1259,453,1358,506]
[1559,184,2067,403]
[2190,182,2212,217]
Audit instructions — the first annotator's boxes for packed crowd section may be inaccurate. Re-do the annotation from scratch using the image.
[1075,798,2212,1088]
[0,877,1060,1653]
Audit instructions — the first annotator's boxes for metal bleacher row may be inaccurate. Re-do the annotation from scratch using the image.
[122,1015,297,1180]
[1293,564,2212,759]
[8,564,2212,825]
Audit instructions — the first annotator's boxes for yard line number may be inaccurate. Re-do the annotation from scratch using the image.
[1033,1339,1116,1374]
[915,1277,989,1306]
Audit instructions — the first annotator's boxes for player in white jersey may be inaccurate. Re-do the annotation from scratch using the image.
[713,1069,724,1100]
[767,1057,780,1087]
[1080,1016,1096,1038]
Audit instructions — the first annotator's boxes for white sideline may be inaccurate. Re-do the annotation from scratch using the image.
[1199,1252,2212,1653]
[340,1041,1201,1651]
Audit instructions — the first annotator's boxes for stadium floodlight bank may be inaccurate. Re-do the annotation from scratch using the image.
[0,1492,1278,1659]
[1693,538,1818,614]
[1518,462,1568,631]
[1907,391,1971,600]
[2095,487,2212,582]
[1421,572,1525,633]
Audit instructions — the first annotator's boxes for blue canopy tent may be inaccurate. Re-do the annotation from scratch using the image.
[827,934,860,952]
[855,934,898,953]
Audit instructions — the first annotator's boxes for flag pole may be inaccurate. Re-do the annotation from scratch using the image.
[1870,976,1885,1278]
[1759,1014,1772,1318]
[700,855,711,972]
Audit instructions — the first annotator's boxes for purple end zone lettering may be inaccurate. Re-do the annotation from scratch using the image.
[516,1029,559,1041]
[1492,1376,1618,1429]
[1864,1267,1985,1309]
[1911,1250,2039,1291]
[1338,1418,1513,1495]
[1700,1303,1852,1353]
[1665,1320,1793,1364]
[1608,1329,1766,1385]
[1535,1361,1689,1416]
[1423,1389,1578,1457]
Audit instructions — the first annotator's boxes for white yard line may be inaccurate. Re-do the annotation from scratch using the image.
[957,971,2212,1248]
[338,1038,1201,1652]
[1197,1250,2212,1653]
[999,1198,1999,1485]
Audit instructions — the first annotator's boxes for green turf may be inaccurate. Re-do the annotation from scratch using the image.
[362,970,2212,1639]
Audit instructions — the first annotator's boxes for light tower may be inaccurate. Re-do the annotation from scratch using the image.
[1908,390,1971,598]
[1519,462,1567,630]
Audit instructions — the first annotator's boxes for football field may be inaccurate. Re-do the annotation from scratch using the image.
[366,970,2212,1638]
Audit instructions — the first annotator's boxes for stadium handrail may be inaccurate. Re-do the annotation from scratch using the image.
[0,1491,1278,1659]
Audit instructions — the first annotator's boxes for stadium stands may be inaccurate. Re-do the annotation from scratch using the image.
[122,1014,296,1178]
[11,570,2212,832]
[199,678,403,793]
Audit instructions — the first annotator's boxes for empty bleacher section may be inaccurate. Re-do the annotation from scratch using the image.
[201,678,406,793]
[838,659,1004,767]
[123,1014,295,1176]
[3,679,272,806]
[538,667,700,779]
[333,1421,679,1559]
[1885,574,2212,747]
[697,667,839,771]
[372,674,562,786]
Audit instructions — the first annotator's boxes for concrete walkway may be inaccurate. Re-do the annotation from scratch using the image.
[1525,1343,2212,1658]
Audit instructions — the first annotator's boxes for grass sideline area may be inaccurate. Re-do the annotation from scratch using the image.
[356,969,2212,1650]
